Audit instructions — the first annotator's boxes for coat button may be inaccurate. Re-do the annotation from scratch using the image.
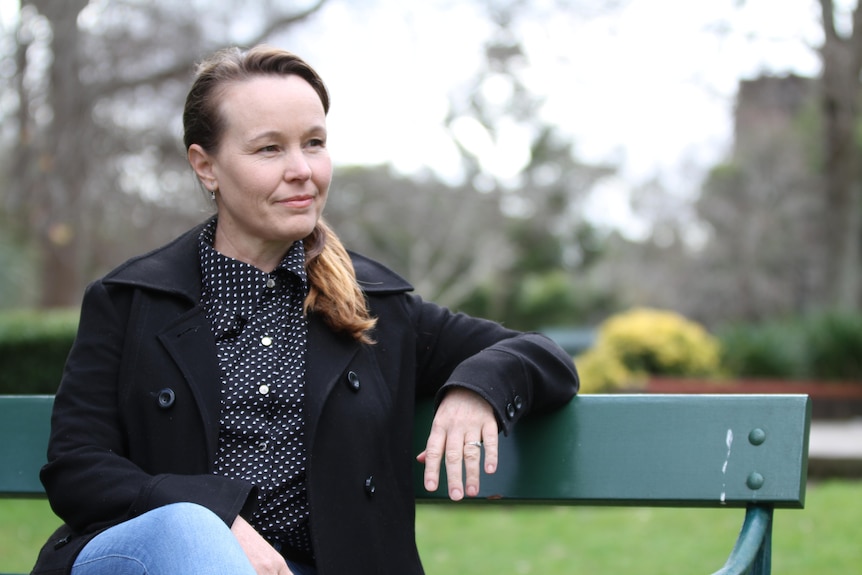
[514,395,524,410]
[53,534,71,550]
[506,402,516,420]
[157,388,176,409]
[365,475,376,497]
[346,371,361,392]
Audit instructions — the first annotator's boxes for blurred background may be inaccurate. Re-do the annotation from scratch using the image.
[0,0,848,325]
[1,2,862,572]
[4,0,862,395]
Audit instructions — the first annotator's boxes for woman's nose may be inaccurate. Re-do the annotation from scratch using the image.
[283,149,312,181]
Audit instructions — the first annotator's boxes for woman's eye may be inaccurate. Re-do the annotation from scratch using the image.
[259,145,279,153]
[308,138,326,148]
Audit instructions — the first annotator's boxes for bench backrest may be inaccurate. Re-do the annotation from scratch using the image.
[414,393,810,508]
[0,395,53,497]
[1,393,810,508]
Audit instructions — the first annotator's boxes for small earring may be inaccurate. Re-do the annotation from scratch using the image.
[210,190,216,201]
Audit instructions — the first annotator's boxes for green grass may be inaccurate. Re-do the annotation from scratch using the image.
[0,498,59,571]
[419,479,859,575]
[2,480,859,573]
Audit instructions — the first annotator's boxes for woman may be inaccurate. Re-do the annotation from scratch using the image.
[32,45,578,575]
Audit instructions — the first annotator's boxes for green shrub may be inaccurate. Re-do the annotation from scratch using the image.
[0,309,78,394]
[806,311,862,380]
[718,311,862,382]
[718,320,806,379]
[576,308,723,393]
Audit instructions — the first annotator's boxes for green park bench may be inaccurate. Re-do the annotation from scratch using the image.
[1,393,811,575]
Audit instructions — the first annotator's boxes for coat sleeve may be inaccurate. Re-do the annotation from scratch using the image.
[405,293,579,435]
[40,280,255,535]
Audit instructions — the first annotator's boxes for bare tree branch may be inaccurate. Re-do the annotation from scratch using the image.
[94,0,331,98]
[239,0,330,46]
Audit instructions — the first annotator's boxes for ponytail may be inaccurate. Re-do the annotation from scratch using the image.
[304,220,377,344]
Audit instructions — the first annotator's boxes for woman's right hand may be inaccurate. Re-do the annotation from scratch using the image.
[231,515,293,575]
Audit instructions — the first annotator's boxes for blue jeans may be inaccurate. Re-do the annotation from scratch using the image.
[72,502,317,575]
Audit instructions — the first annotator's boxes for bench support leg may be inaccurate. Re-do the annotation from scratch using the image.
[748,506,772,575]
[711,505,773,575]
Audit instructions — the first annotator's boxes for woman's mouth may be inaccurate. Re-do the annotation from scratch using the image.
[279,195,315,209]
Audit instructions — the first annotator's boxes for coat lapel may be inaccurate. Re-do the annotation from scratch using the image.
[158,307,223,463]
[304,314,360,450]
[107,222,224,464]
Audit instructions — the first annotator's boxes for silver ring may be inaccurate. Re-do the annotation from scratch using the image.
[465,441,483,448]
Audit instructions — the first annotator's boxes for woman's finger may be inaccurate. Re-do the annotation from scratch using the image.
[421,421,447,493]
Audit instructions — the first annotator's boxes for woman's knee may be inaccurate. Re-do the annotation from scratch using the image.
[140,502,235,550]
[75,502,251,575]
[153,502,228,531]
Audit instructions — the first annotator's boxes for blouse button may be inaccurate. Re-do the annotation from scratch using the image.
[256,440,268,452]
[259,384,270,395]
[266,277,276,289]
[261,336,273,347]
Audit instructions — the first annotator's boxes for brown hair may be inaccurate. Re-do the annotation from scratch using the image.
[184,45,376,344]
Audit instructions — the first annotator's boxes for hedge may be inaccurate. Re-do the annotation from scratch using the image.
[718,310,862,382]
[4,307,862,395]
[0,309,78,394]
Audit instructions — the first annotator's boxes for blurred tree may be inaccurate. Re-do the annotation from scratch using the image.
[585,218,694,325]
[617,1,862,325]
[818,0,862,310]
[595,74,828,328]
[441,1,617,327]
[321,1,624,326]
[3,0,328,308]
[691,76,823,324]
[325,165,511,309]
[1,0,620,323]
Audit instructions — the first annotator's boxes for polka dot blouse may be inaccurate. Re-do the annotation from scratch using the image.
[198,218,313,557]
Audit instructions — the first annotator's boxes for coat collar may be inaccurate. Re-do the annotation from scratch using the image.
[101,219,414,299]
[102,222,207,303]
[350,251,413,294]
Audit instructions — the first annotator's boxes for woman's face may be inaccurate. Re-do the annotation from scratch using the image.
[189,74,331,269]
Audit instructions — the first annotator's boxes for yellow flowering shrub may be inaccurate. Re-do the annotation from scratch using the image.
[575,344,647,393]
[575,307,723,393]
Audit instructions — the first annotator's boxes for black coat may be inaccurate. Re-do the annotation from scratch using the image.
[32,223,578,575]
